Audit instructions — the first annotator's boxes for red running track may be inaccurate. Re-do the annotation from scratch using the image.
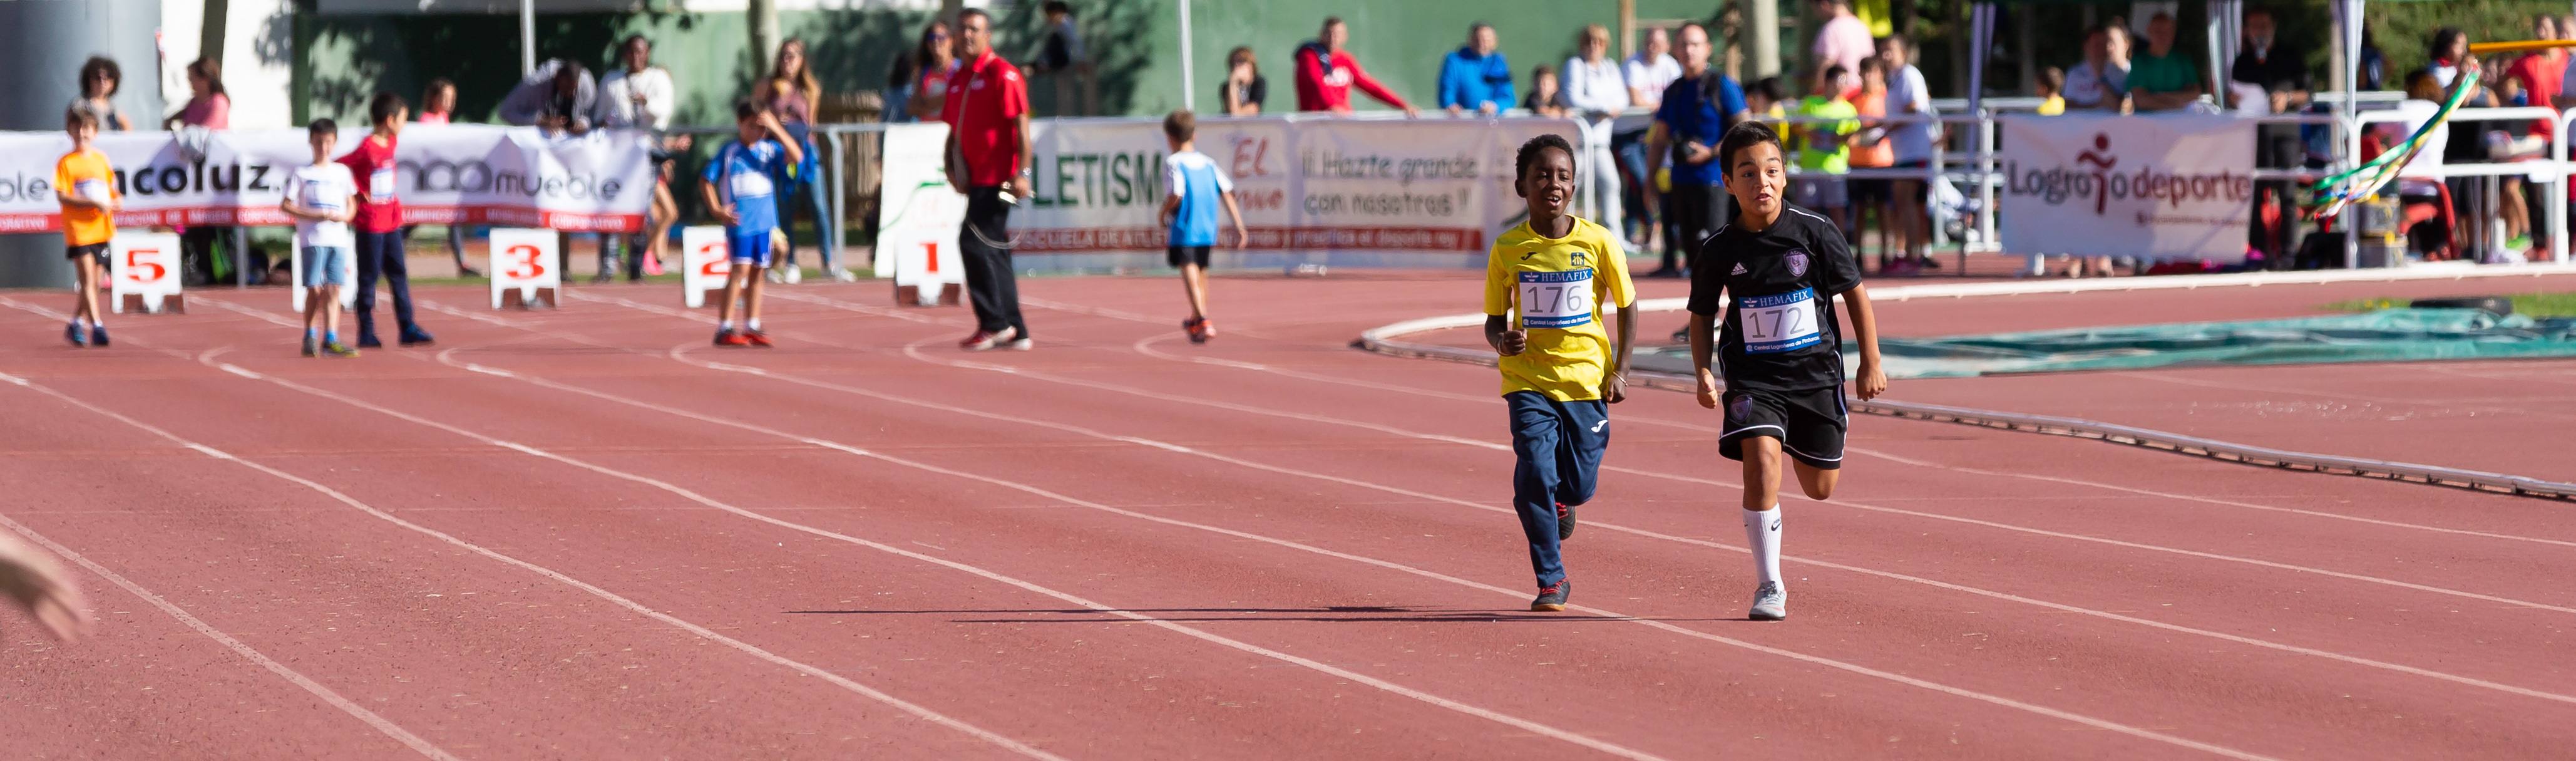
[0,272,2570,760]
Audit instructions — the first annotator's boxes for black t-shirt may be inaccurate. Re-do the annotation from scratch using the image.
[1222,75,1268,111]
[1686,205,1864,391]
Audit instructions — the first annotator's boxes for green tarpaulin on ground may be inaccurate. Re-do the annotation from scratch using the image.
[1634,309,2576,380]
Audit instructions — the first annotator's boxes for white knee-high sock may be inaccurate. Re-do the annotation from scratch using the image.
[1743,505,1783,586]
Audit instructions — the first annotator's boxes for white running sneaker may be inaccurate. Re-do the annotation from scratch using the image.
[1748,581,1788,621]
[783,264,804,284]
[1007,337,1033,351]
[829,267,858,282]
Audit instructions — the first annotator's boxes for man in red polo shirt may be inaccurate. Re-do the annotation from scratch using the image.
[1293,16,1417,115]
[942,7,1035,351]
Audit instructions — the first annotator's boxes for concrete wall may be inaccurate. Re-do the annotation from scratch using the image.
[0,0,165,288]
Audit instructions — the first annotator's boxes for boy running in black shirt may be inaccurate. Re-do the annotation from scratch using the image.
[1686,122,1887,621]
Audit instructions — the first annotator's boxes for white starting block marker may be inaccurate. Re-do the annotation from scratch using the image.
[110,232,185,313]
[289,238,359,313]
[891,239,963,306]
[680,225,730,308]
[486,228,561,309]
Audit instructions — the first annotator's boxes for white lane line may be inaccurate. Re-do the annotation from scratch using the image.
[0,305,1066,761]
[1127,324,2576,552]
[0,373,459,760]
[895,331,2576,618]
[438,306,2282,759]
[592,295,2576,703]
[192,349,1668,761]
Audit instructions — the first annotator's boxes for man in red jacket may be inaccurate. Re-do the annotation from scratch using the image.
[1294,17,1420,116]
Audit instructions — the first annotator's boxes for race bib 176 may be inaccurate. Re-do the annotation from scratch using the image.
[1517,269,1596,329]
[1739,287,1821,353]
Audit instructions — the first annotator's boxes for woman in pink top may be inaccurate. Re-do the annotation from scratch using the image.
[164,58,229,129]
[418,78,456,125]
[412,78,476,277]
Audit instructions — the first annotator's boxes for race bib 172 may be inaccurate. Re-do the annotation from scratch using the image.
[1739,287,1821,353]
[1517,269,1596,329]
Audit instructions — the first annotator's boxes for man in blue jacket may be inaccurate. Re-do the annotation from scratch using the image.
[1439,23,1515,116]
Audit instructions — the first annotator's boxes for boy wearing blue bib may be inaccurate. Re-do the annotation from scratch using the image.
[700,100,804,347]
[1156,110,1246,343]
[1686,122,1887,622]
[1483,135,1638,613]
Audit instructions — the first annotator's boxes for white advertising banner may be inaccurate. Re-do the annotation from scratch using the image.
[1999,113,2257,262]
[875,123,968,302]
[896,115,1579,271]
[0,125,654,234]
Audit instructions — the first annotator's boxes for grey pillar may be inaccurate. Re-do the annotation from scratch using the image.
[0,0,163,289]
[1748,0,1782,78]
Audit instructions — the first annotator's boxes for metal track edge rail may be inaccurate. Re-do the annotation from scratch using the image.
[1353,313,2576,502]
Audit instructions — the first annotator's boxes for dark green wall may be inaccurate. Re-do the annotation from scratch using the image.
[298,1,1725,125]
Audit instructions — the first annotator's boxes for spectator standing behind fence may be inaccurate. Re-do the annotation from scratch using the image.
[1030,1,1096,116]
[944,8,1035,351]
[2035,67,2066,115]
[893,22,955,123]
[165,58,229,130]
[413,78,479,279]
[1879,35,1940,274]
[2064,24,2128,111]
[597,34,682,282]
[1643,23,1747,279]
[1810,0,1872,95]
[1793,65,1859,238]
[757,38,846,283]
[71,57,132,132]
[167,58,237,287]
[1620,28,1683,252]
[1563,25,1628,236]
[500,59,598,135]
[1849,56,1897,272]
[1221,46,1266,115]
[2232,7,2311,267]
[1295,17,1418,116]
[1440,23,1515,117]
[2128,13,2202,111]
[1524,66,1565,118]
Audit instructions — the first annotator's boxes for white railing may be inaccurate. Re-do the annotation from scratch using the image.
[656,103,2576,275]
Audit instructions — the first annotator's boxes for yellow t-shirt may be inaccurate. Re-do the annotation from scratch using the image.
[56,149,116,247]
[1482,217,1636,401]
[2036,95,2067,116]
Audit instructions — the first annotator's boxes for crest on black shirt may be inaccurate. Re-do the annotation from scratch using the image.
[1784,250,1810,277]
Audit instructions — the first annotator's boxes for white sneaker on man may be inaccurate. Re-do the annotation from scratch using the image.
[830,267,858,282]
[1007,337,1033,351]
[783,264,803,284]
[960,326,1019,351]
[1748,581,1787,621]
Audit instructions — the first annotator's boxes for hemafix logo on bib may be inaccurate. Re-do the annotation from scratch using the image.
[1996,114,2255,262]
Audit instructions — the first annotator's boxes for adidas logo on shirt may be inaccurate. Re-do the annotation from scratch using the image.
[1732,262,1750,275]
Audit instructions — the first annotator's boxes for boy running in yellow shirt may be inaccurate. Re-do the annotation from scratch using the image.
[56,108,118,348]
[1484,134,1638,612]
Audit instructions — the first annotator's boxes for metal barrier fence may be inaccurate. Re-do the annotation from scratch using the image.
[658,100,2576,275]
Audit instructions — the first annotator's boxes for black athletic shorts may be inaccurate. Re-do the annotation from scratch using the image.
[66,242,108,266]
[1718,385,1848,470]
[1167,244,1211,269]
[1849,178,1891,207]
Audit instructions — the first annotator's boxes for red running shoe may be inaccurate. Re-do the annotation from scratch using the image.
[744,330,773,348]
[716,329,752,347]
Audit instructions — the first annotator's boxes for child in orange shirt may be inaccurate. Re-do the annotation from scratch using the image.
[56,108,118,348]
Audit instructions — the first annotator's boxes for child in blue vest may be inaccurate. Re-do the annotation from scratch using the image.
[1156,110,1246,343]
[700,100,804,347]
